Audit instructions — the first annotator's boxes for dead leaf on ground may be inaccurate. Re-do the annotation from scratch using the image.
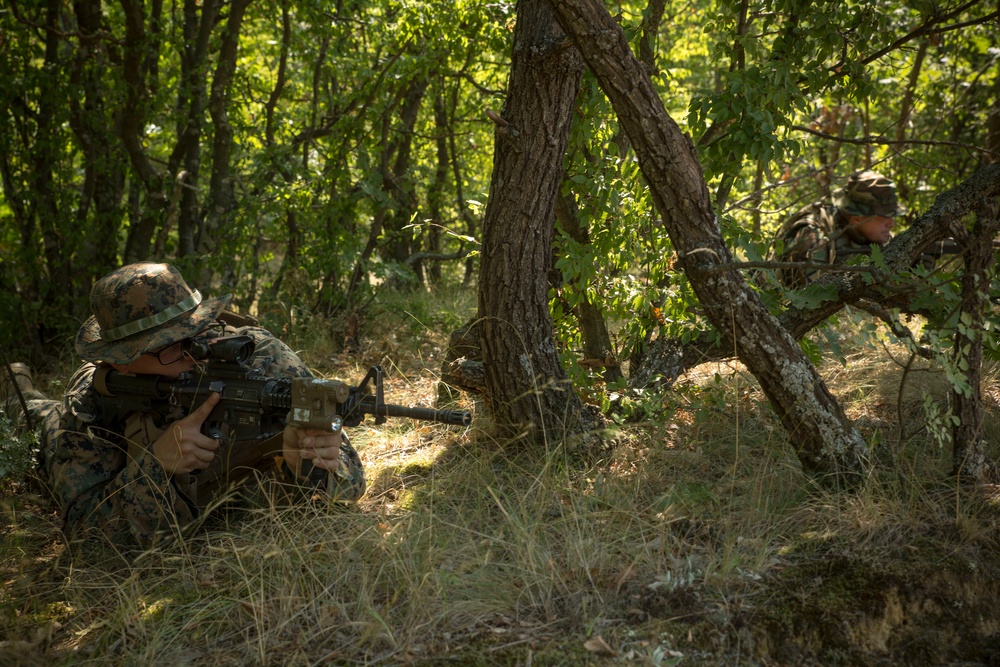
[584,635,616,656]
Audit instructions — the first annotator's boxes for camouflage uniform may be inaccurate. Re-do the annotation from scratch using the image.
[773,203,878,289]
[6,263,365,548]
[772,171,905,289]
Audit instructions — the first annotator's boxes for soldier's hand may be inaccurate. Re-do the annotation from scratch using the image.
[282,425,344,480]
[151,392,221,475]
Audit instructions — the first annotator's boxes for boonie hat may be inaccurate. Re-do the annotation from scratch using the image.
[834,171,906,218]
[76,262,232,364]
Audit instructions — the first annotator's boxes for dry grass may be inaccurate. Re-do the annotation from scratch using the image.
[3,294,1000,666]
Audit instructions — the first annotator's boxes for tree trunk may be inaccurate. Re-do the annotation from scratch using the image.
[120,0,169,264]
[427,92,450,285]
[548,0,868,481]
[477,0,598,440]
[951,197,1000,482]
[200,0,252,285]
[446,85,478,288]
[173,0,220,258]
[379,77,429,281]
[70,0,125,290]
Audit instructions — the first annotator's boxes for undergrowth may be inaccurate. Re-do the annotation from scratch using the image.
[2,289,999,666]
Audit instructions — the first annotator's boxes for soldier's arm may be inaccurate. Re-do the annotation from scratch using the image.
[777,224,831,288]
[47,368,198,548]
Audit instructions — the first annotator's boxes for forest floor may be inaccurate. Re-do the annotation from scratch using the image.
[2,292,1000,666]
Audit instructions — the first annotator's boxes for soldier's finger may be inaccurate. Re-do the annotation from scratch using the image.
[309,445,340,460]
[193,434,220,451]
[193,445,217,463]
[185,393,221,426]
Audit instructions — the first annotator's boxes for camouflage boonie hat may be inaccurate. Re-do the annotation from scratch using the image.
[834,171,905,218]
[76,262,232,364]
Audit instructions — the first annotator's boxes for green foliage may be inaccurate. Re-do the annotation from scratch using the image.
[0,0,508,362]
[0,0,997,441]
[542,0,999,424]
[0,415,36,491]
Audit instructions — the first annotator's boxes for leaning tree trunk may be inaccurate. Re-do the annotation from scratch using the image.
[478,0,598,439]
[548,0,868,481]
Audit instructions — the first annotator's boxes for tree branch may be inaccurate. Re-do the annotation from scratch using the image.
[791,125,997,158]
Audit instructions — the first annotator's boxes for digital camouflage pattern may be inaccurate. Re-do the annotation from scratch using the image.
[12,324,365,549]
[772,171,902,288]
[76,262,231,365]
[833,170,905,218]
[771,203,878,288]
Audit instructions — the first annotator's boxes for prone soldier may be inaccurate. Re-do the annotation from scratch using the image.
[1,262,366,549]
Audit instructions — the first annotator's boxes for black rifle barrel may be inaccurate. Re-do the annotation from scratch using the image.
[355,396,472,426]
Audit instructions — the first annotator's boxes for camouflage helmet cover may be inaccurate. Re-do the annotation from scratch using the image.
[834,171,905,218]
[76,262,232,364]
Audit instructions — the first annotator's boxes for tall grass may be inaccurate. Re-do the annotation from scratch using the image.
[2,292,999,666]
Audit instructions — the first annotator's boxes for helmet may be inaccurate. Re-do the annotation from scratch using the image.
[76,262,231,364]
[834,171,905,218]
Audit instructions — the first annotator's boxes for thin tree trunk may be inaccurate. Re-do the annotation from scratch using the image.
[70,0,125,290]
[895,41,928,145]
[951,197,1000,481]
[555,191,624,386]
[200,0,252,285]
[173,0,221,258]
[120,0,169,263]
[427,92,450,285]
[446,85,478,287]
[379,78,429,279]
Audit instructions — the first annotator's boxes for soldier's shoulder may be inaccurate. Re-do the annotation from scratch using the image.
[63,363,108,423]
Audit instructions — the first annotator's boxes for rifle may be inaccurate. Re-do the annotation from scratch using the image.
[92,335,471,505]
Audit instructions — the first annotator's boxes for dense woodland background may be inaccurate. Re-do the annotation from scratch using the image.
[1,0,999,475]
[4,2,1000,664]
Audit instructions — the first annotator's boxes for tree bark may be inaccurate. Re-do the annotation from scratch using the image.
[548,0,868,480]
[380,77,430,281]
[172,0,221,258]
[200,0,252,285]
[70,0,125,290]
[120,0,169,263]
[951,197,1000,482]
[427,92,450,285]
[477,0,598,439]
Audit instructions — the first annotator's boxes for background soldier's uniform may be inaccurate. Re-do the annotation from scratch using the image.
[10,324,365,548]
[773,202,878,289]
[771,171,904,289]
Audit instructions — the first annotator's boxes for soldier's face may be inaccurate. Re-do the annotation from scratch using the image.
[849,215,894,244]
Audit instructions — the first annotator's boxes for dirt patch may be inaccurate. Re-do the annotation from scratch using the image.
[747,554,1000,666]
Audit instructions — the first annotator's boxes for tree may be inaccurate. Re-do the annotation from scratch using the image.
[476,0,599,439]
[539,0,871,481]
[0,0,505,360]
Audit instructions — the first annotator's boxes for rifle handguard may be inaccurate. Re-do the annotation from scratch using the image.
[287,377,350,431]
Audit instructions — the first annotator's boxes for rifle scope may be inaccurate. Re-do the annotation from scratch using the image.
[186,334,255,364]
